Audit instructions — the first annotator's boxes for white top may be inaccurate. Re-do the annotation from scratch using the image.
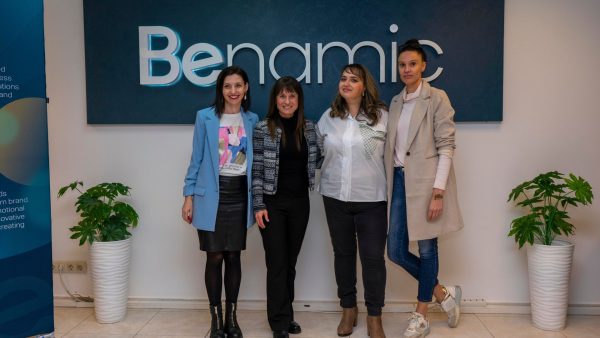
[317,108,388,202]
[218,112,247,176]
[393,82,451,190]
[394,82,422,167]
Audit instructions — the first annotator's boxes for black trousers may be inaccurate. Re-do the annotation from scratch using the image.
[260,194,310,331]
[322,196,387,316]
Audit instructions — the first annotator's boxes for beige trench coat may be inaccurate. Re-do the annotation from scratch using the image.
[384,81,464,241]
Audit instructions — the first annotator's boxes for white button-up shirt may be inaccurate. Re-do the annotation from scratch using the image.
[317,108,388,202]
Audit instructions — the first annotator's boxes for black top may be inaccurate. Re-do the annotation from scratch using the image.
[275,114,308,197]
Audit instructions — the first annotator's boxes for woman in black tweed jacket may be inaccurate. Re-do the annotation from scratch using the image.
[252,76,318,338]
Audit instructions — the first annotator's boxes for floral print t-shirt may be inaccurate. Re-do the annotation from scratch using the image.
[218,112,247,176]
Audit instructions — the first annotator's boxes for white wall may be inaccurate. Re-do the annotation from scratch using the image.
[45,0,600,309]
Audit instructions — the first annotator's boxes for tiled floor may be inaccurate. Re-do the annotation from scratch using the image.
[53,307,600,338]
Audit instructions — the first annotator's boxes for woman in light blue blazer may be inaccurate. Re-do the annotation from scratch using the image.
[182,66,259,338]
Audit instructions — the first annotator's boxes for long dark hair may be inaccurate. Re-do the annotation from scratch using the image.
[329,64,386,126]
[212,65,251,118]
[266,76,305,150]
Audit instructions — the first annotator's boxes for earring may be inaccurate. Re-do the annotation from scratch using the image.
[362,91,365,97]
[244,94,247,100]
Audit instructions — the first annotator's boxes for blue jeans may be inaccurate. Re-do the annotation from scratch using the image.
[387,167,439,302]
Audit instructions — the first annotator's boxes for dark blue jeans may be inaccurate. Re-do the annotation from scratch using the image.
[387,167,439,302]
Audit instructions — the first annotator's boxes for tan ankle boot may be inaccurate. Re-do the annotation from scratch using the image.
[337,306,358,336]
[367,315,386,338]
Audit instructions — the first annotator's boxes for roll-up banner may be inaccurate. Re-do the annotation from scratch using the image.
[0,1,54,337]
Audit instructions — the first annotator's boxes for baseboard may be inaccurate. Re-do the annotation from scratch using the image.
[53,296,600,315]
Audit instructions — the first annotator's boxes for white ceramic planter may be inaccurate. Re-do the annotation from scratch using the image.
[90,237,132,324]
[526,239,574,331]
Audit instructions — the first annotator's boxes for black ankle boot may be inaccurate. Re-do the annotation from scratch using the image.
[225,302,243,338]
[288,320,301,334]
[272,329,289,338]
[209,303,225,338]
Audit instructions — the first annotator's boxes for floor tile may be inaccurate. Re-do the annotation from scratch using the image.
[50,307,600,338]
[383,312,493,338]
[231,310,271,338]
[53,307,94,334]
[63,334,135,338]
[288,311,346,338]
[136,309,210,337]
[477,314,567,338]
[562,315,600,338]
[135,336,205,338]
[233,310,351,338]
[70,309,159,335]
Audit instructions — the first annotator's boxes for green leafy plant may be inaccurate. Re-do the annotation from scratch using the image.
[507,171,593,248]
[58,181,139,245]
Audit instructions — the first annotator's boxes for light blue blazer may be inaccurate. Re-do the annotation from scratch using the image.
[183,107,259,231]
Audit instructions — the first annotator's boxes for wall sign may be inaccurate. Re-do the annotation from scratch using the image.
[84,0,504,123]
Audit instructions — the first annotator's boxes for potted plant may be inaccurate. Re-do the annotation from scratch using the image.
[507,171,593,331]
[58,181,139,324]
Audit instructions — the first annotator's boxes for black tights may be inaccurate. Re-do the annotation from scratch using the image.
[205,251,242,306]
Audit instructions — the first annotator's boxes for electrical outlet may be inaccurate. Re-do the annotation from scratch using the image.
[462,298,487,307]
[52,261,87,273]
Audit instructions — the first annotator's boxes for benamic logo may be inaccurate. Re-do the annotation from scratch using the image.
[138,25,444,87]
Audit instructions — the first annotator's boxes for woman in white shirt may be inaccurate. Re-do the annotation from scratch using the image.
[317,64,388,338]
[384,39,464,338]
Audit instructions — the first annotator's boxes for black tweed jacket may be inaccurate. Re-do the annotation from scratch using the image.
[252,119,319,212]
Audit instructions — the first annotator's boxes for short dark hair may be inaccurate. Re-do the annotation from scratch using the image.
[212,65,251,118]
[398,39,427,62]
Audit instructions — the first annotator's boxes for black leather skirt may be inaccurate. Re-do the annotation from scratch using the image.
[197,175,248,252]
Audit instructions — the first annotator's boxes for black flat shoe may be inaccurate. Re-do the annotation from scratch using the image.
[272,330,289,338]
[288,321,301,334]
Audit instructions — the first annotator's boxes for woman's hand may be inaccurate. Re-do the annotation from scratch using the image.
[255,209,269,229]
[427,188,445,221]
[182,196,193,224]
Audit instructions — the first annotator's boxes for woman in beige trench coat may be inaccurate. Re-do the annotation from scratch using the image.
[384,39,464,338]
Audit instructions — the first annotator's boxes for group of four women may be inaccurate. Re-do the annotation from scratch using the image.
[181,39,464,338]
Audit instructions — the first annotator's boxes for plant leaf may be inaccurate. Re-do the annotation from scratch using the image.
[508,214,543,248]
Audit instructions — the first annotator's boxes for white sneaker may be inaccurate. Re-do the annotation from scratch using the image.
[403,312,430,338]
[440,285,462,328]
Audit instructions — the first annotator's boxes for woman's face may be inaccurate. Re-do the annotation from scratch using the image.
[338,69,365,102]
[276,89,299,119]
[222,74,248,108]
[398,51,426,88]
